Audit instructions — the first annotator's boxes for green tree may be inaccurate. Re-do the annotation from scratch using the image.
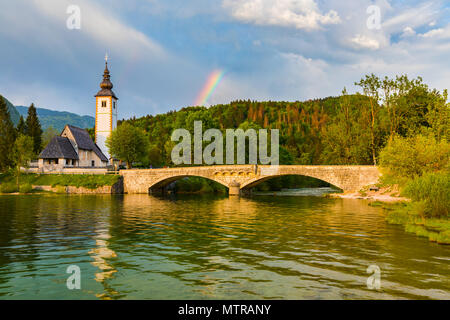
[12,134,35,189]
[355,74,382,165]
[379,133,450,180]
[17,116,26,135]
[25,103,42,154]
[320,89,372,164]
[106,123,149,168]
[0,96,17,171]
[87,127,95,142]
[425,89,450,141]
[148,144,164,167]
[41,126,60,148]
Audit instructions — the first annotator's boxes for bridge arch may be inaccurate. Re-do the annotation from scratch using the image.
[239,173,343,191]
[148,173,230,194]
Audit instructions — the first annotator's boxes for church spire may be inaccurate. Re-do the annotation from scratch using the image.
[100,54,113,90]
[95,54,117,99]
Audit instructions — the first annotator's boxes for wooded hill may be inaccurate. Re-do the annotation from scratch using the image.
[121,74,448,168]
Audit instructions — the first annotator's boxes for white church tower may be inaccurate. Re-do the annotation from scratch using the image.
[95,54,118,161]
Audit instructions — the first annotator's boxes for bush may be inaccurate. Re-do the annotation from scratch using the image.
[19,183,33,193]
[402,172,450,218]
[379,134,450,180]
[54,186,67,194]
[0,183,18,193]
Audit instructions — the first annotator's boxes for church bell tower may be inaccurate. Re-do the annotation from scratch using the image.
[95,54,118,161]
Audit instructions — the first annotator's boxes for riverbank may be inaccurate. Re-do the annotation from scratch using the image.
[370,201,450,244]
[0,173,122,194]
[328,182,449,245]
[328,185,409,202]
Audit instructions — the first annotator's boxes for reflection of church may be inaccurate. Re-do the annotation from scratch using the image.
[38,56,117,171]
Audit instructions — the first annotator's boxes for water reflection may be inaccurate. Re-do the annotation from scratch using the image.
[88,222,119,299]
[0,194,449,299]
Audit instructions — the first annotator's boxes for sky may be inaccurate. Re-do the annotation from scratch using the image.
[0,0,449,120]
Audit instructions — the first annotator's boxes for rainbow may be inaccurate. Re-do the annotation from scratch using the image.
[194,70,225,106]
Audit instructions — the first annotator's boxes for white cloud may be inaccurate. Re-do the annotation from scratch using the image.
[419,28,445,38]
[1,0,450,118]
[349,35,380,50]
[0,0,207,118]
[31,0,165,59]
[222,0,340,30]
[401,27,416,37]
[382,2,439,31]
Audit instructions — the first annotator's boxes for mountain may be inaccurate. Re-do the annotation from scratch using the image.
[15,106,95,131]
[0,95,21,125]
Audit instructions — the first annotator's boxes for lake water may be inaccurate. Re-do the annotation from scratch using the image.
[0,193,449,299]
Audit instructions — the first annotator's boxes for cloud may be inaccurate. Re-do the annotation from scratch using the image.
[401,27,416,37]
[349,35,380,50]
[419,28,445,38]
[382,2,440,31]
[1,0,450,120]
[31,0,165,59]
[0,0,208,119]
[222,0,341,30]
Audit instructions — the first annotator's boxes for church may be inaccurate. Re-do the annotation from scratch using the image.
[38,57,118,171]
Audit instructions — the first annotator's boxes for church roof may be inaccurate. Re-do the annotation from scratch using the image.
[95,88,118,99]
[39,136,79,160]
[65,125,109,162]
[95,61,118,99]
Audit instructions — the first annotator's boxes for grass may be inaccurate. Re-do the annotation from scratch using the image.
[373,169,450,245]
[377,201,450,244]
[401,172,449,218]
[0,173,121,191]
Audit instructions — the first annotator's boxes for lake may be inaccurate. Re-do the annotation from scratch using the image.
[0,192,449,299]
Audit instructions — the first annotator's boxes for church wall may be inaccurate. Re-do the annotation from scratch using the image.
[61,126,78,152]
[112,98,117,131]
[78,149,107,167]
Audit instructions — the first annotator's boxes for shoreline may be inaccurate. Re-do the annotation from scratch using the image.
[328,184,410,202]
[328,191,409,202]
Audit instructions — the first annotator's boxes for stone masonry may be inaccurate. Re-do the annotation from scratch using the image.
[120,165,381,195]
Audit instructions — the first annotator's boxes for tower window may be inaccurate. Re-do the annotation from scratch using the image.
[102,101,106,108]
[113,101,116,109]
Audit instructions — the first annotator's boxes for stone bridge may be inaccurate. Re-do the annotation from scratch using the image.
[120,165,381,195]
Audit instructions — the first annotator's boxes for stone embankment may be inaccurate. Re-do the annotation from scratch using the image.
[32,178,123,194]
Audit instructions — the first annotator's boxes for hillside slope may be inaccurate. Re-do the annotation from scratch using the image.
[15,106,95,131]
[0,95,20,125]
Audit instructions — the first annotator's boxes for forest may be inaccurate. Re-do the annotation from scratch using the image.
[122,74,448,168]
[113,74,448,192]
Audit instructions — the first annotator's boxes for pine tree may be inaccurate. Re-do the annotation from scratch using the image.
[17,116,26,135]
[0,96,17,171]
[25,103,42,154]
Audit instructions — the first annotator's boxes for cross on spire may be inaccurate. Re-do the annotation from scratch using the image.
[105,53,108,63]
